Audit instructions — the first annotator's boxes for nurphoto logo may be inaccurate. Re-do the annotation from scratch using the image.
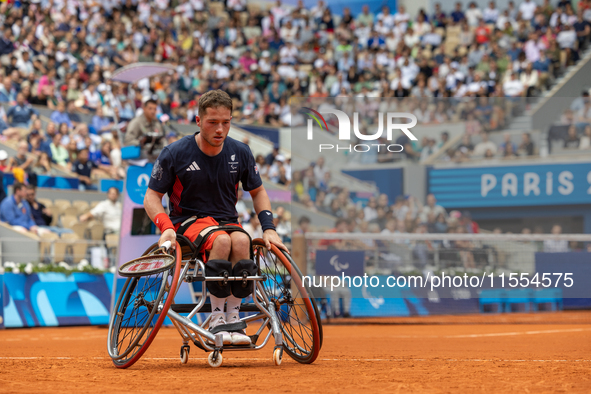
[301,107,418,153]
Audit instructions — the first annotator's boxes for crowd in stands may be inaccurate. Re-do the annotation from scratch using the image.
[547,89,591,150]
[0,0,589,131]
[291,154,589,270]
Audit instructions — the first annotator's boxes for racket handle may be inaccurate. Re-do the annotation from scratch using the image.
[161,240,172,251]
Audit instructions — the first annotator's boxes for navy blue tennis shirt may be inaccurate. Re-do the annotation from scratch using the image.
[148,132,262,225]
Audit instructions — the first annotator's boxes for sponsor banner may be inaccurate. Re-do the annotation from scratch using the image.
[2,273,113,328]
[429,162,591,208]
[315,250,365,277]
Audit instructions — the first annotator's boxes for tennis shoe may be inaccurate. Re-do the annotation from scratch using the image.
[227,312,252,345]
[208,313,232,345]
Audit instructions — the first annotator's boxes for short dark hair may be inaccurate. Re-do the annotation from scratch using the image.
[13,182,25,192]
[198,89,233,117]
[144,99,158,107]
[299,216,311,226]
[108,186,120,195]
[26,184,36,191]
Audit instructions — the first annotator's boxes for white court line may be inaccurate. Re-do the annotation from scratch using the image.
[1,357,590,362]
[445,327,591,338]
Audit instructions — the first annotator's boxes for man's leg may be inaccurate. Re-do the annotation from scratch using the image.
[206,233,233,344]
[225,231,254,345]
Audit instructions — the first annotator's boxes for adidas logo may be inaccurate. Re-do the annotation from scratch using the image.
[186,161,200,171]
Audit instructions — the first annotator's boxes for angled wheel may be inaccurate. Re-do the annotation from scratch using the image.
[107,241,181,368]
[252,239,322,364]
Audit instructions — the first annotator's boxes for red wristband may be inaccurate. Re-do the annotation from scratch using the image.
[154,213,175,233]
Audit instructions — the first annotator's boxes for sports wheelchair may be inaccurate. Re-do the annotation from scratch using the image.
[107,232,323,368]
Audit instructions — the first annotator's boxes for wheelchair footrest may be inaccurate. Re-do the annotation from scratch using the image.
[171,303,262,313]
[209,321,247,334]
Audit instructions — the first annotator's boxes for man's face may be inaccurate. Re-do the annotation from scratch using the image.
[107,188,119,202]
[196,106,232,149]
[79,150,89,162]
[143,102,157,121]
[25,189,35,204]
[16,93,24,105]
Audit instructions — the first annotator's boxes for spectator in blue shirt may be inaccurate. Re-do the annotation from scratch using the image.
[0,182,48,235]
[50,101,73,129]
[451,2,466,23]
[6,93,38,128]
[91,106,114,135]
[0,28,14,56]
[0,76,16,102]
[24,185,72,236]
[72,148,98,191]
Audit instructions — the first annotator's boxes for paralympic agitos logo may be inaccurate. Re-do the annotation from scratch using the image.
[301,107,418,153]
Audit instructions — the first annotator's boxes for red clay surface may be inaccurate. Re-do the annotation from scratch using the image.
[1,311,590,393]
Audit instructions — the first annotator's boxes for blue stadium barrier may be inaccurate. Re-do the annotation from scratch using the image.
[479,289,505,313]
[504,288,534,313]
[532,288,563,312]
[100,179,124,193]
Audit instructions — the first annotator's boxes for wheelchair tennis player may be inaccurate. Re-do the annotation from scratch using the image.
[144,89,288,346]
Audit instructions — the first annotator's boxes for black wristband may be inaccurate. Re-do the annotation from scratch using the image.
[258,210,276,232]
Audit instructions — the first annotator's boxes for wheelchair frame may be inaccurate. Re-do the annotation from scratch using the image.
[108,235,322,368]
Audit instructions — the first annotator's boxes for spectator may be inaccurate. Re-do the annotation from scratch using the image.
[50,101,73,129]
[7,141,35,183]
[543,225,569,252]
[6,93,38,129]
[79,187,122,235]
[420,193,447,223]
[473,132,498,156]
[0,76,16,102]
[124,99,165,161]
[72,148,98,191]
[503,72,524,97]
[49,133,69,167]
[518,132,535,155]
[564,125,580,148]
[91,107,115,136]
[0,182,49,236]
[24,185,71,235]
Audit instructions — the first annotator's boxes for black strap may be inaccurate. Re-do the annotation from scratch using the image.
[176,216,253,259]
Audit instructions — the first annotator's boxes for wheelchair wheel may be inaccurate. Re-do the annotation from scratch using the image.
[253,239,322,364]
[107,241,182,368]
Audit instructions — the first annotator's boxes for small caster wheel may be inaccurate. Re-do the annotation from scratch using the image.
[208,351,223,367]
[180,345,190,364]
[273,347,283,366]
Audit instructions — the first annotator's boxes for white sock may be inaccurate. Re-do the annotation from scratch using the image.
[226,295,242,320]
[210,295,227,318]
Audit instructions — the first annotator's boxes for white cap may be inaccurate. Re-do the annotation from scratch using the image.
[262,50,270,57]
[0,150,6,160]
[275,154,285,162]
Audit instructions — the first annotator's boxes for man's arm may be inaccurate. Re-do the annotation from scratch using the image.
[249,185,288,253]
[123,119,142,146]
[144,187,176,249]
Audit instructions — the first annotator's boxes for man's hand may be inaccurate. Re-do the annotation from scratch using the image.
[263,229,289,254]
[159,228,177,252]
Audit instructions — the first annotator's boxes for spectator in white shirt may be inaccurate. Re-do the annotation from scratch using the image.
[393,4,410,31]
[483,1,499,23]
[556,25,577,49]
[377,5,395,29]
[473,132,498,156]
[503,72,524,97]
[465,2,483,26]
[543,225,569,252]
[79,187,122,235]
[518,0,537,21]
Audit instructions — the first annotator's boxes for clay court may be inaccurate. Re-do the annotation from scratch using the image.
[1,311,590,393]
